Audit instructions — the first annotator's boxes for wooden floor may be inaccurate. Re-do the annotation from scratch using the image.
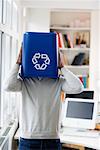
[62,144,96,150]
[62,143,85,150]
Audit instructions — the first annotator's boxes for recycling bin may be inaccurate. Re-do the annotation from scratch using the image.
[20,32,58,78]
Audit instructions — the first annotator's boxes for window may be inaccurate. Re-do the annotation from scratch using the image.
[0,31,2,126]
[9,38,18,121]
[3,0,12,26]
[2,0,7,24]
[12,1,18,31]
[0,0,19,127]
[6,0,12,27]
[1,35,19,126]
[0,0,3,23]
[11,38,18,67]
[1,34,11,126]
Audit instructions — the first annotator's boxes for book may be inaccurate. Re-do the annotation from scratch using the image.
[82,75,87,88]
[56,32,62,48]
[74,31,90,48]
[62,34,68,48]
[59,33,65,48]
[67,32,73,48]
[71,52,85,65]
[61,51,69,65]
[63,34,68,48]
[79,76,83,84]
[79,75,87,88]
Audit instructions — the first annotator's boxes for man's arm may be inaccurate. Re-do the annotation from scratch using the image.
[61,66,84,94]
[59,51,83,94]
[3,47,22,92]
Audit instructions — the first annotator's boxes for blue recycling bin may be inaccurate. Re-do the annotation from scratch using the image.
[21,32,58,78]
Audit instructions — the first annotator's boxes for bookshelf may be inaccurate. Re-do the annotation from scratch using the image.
[50,11,91,89]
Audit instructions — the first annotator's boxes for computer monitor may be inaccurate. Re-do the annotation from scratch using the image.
[66,91,94,99]
[62,98,98,129]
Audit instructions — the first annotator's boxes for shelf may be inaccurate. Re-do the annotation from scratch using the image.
[50,11,91,89]
[83,88,90,91]
[50,26,90,31]
[67,65,89,69]
[59,48,90,52]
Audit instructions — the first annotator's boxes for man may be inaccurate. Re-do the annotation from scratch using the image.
[4,47,83,150]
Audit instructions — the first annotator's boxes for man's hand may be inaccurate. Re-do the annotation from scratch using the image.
[58,51,65,68]
[16,46,22,64]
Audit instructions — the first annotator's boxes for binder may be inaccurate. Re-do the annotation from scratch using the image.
[21,32,58,78]
[71,52,85,65]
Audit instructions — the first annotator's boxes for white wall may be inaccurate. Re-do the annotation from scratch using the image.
[90,11,100,90]
[19,0,99,10]
[24,8,50,32]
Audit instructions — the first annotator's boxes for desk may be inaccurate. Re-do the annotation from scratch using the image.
[60,134,100,150]
[14,129,100,150]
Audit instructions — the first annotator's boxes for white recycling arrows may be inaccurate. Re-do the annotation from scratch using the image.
[32,53,50,70]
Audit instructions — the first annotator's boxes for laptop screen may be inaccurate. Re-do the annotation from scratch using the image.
[66,101,94,119]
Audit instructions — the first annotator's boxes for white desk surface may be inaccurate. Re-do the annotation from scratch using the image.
[60,134,100,150]
[14,128,100,150]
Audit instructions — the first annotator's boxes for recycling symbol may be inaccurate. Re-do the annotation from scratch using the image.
[32,53,50,70]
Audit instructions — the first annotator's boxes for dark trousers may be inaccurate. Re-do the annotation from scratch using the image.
[19,138,62,150]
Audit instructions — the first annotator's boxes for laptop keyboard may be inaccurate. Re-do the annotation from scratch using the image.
[60,128,100,138]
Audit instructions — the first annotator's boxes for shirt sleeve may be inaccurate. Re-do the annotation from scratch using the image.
[3,64,22,92]
[61,66,84,94]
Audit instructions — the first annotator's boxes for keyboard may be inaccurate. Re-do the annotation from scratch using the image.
[60,127,100,138]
